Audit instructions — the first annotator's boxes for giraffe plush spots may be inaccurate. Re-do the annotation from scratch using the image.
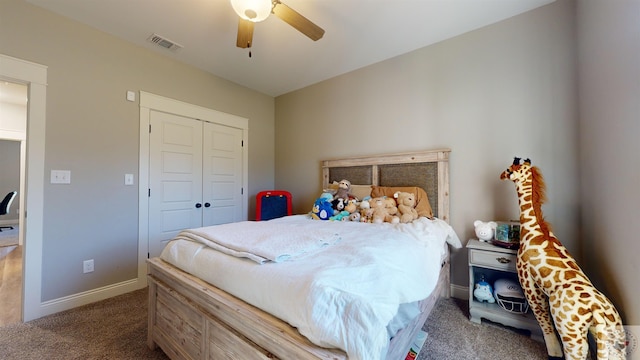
[500,157,626,360]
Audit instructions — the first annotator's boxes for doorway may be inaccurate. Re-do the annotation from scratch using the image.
[0,81,27,325]
[0,53,48,322]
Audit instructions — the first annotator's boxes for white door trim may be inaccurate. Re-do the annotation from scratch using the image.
[138,92,249,282]
[0,54,47,321]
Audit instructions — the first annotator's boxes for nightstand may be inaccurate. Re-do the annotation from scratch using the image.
[467,239,542,340]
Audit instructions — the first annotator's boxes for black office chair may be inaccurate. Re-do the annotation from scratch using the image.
[0,191,17,232]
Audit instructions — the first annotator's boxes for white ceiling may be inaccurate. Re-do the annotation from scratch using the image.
[25,0,554,97]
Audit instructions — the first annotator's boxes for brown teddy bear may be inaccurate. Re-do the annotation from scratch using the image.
[369,196,400,224]
[394,191,419,223]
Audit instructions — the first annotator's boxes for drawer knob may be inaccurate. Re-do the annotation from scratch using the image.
[496,257,511,264]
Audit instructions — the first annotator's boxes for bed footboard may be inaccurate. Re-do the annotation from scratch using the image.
[147,257,347,360]
[147,255,449,360]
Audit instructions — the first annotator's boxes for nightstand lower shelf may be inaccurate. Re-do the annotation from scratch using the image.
[467,239,543,342]
[470,300,543,341]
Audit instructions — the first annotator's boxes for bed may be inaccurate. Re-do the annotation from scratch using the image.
[147,148,458,360]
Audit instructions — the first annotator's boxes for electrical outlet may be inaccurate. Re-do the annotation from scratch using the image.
[83,259,94,273]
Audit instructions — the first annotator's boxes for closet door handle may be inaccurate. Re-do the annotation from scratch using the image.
[204,202,211,208]
[195,203,202,208]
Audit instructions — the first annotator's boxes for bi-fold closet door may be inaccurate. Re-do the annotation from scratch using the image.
[148,110,243,257]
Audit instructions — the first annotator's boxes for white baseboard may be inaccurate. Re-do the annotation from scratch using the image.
[30,278,146,321]
[450,284,469,300]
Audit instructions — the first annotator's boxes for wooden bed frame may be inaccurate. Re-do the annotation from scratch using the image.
[147,149,452,360]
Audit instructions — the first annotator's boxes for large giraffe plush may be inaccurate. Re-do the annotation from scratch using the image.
[500,157,626,360]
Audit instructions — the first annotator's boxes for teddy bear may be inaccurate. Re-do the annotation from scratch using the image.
[333,179,353,201]
[473,220,497,242]
[394,191,419,223]
[357,198,371,222]
[381,197,400,223]
[369,196,400,224]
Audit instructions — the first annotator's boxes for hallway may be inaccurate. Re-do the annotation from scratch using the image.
[0,243,21,326]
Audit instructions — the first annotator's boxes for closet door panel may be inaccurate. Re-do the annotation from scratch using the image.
[202,122,243,226]
[148,111,203,257]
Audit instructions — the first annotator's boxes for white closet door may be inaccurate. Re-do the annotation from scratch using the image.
[202,122,243,226]
[148,110,203,258]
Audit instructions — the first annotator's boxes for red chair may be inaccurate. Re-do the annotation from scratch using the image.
[255,190,292,221]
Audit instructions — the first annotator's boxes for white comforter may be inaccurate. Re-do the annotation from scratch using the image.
[160,215,461,360]
[174,219,343,264]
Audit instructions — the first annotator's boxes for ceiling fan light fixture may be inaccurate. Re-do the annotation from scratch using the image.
[230,0,272,22]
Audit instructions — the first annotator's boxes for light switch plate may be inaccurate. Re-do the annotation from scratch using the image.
[51,170,71,184]
[126,91,136,102]
[124,173,134,185]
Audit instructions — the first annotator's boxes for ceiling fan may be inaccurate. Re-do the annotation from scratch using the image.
[230,0,325,50]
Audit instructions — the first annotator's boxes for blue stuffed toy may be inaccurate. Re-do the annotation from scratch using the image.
[310,193,334,220]
[330,210,350,221]
[473,279,495,303]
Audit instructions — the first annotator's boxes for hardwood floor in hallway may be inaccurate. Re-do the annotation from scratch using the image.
[0,245,22,326]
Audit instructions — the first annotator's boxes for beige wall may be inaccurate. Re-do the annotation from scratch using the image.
[577,0,639,325]
[276,0,580,300]
[0,0,275,301]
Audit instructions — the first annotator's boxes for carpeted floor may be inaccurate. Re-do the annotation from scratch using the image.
[418,297,547,360]
[0,287,549,360]
[0,288,169,360]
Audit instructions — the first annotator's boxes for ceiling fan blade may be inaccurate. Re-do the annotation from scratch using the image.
[236,18,254,48]
[273,1,325,41]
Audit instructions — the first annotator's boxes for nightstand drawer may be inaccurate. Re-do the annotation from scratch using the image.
[469,249,517,271]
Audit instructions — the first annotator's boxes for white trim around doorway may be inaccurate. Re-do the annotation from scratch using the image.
[0,54,47,322]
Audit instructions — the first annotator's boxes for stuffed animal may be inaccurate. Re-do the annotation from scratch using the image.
[333,179,353,201]
[344,198,358,214]
[394,191,419,223]
[384,197,400,224]
[473,220,497,242]
[330,210,350,221]
[473,279,495,303]
[310,194,334,220]
[331,198,346,215]
[358,198,373,223]
[359,208,373,223]
[369,196,400,224]
[348,212,361,222]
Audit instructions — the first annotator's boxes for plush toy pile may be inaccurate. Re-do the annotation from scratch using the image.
[310,179,424,224]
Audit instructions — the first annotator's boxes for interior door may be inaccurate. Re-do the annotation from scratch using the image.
[148,110,203,257]
[202,122,243,226]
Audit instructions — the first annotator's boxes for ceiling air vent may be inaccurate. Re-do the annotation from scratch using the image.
[147,33,183,52]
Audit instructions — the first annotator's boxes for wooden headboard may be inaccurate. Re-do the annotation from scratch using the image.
[322,149,451,223]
